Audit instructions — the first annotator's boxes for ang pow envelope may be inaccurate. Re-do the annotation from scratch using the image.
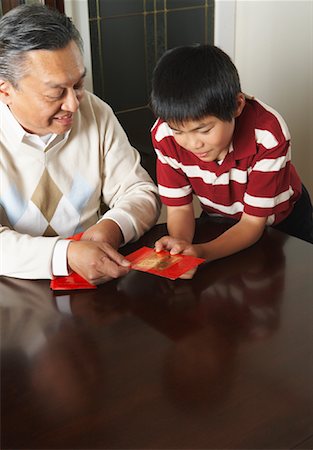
[50,272,96,291]
[125,246,205,280]
[50,232,96,291]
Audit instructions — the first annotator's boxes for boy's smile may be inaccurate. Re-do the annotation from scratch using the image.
[167,94,245,163]
[168,116,236,163]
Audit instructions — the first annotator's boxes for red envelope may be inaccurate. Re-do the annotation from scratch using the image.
[50,272,96,290]
[50,232,96,291]
[125,246,205,280]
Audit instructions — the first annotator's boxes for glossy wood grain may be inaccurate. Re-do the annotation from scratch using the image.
[1,217,312,449]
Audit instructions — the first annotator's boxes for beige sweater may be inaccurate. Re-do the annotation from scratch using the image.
[0,91,160,279]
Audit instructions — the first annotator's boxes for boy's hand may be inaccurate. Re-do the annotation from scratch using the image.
[154,235,196,256]
[155,236,203,279]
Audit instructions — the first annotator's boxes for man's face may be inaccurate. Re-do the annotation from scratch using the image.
[2,40,86,136]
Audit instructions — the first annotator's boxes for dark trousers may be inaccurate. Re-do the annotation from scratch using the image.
[273,184,313,244]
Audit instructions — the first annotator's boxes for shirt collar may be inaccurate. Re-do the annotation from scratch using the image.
[232,98,257,159]
[0,101,69,149]
[0,101,25,143]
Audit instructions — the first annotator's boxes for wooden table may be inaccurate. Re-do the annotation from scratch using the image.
[1,217,313,449]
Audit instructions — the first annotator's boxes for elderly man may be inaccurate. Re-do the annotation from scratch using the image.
[0,4,160,284]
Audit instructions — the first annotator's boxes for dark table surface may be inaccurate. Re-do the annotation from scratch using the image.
[1,217,313,450]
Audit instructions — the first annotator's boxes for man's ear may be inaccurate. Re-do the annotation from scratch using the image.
[234,93,246,118]
[0,79,14,105]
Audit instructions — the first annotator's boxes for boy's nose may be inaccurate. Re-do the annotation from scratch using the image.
[189,137,204,151]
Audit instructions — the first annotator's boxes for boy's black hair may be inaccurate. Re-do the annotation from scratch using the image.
[150,44,241,123]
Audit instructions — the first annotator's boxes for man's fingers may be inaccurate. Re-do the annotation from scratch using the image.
[98,242,131,267]
[67,240,130,284]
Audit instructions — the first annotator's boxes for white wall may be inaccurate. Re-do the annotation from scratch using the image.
[64,0,93,92]
[234,0,313,196]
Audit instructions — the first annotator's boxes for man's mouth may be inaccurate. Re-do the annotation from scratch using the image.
[53,114,73,125]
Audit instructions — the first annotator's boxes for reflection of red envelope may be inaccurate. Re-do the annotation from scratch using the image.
[125,246,205,280]
[50,232,96,291]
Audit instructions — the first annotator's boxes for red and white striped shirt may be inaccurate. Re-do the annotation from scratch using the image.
[151,97,302,225]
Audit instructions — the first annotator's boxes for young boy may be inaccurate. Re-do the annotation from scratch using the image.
[150,44,313,264]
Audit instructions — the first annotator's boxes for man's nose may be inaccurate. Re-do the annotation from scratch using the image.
[61,88,80,112]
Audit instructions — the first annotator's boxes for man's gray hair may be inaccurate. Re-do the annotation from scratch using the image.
[0,3,84,86]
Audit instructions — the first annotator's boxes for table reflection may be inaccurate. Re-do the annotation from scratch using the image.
[2,224,312,450]
[117,230,285,340]
[117,231,286,410]
[0,279,110,422]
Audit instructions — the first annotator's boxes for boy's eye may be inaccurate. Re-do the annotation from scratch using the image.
[199,128,212,134]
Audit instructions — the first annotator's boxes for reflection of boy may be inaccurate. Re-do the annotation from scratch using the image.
[151,45,313,265]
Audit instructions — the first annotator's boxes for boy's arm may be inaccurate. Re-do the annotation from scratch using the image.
[156,212,267,262]
[196,213,267,261]
[167,204,195,242]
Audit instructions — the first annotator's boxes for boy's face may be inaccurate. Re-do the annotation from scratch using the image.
[168,116,235,163]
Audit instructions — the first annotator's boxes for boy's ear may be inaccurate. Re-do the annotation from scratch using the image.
[234,93,246,118]
[0,79,14,105]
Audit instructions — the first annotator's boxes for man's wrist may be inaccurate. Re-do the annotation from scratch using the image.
[99,210,135,244]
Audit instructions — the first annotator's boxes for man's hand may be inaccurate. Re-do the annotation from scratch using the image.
[67,240,130,285]
[81,219,123,249]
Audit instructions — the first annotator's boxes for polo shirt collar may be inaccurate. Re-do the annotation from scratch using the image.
[212,99,256,176]
[232,99,257,159]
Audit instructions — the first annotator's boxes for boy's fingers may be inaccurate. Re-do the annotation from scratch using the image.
[155,236,171,252]
[170,242,186,255]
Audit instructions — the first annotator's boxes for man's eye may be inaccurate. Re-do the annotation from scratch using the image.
[74,82,84,91]
[47,91,64,100]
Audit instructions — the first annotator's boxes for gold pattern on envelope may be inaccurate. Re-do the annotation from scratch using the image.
[134,252,181,271]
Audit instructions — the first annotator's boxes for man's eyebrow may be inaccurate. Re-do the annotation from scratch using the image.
[46,67,87,87]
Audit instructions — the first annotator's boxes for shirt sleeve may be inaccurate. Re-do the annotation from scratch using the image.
[98,104,161,243]
[0,226,60,279]
[151,123,193,207]
[244,139,301,220]
[51,239,71,276]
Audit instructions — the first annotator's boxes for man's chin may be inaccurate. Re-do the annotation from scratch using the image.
[50,123,73,135]
[50,116,74,133]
